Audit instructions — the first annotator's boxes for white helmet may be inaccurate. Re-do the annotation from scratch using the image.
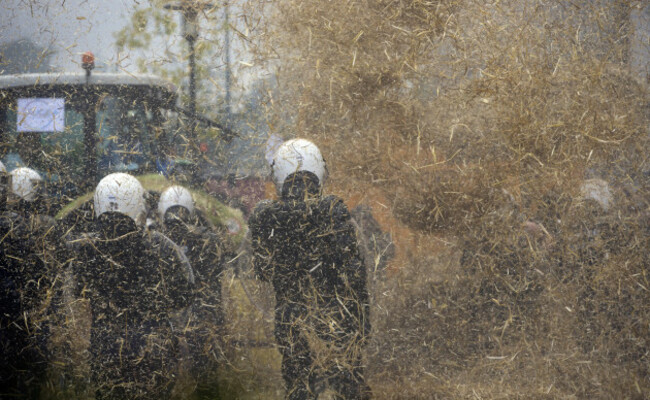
[94,173,147,225]
[158,185,194,219]
[10,167,43,201]
[271,138,327,193]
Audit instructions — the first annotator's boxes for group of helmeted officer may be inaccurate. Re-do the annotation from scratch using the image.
[0,138,372,400]
[0,164,57,399]
[65,173,225,399]
[0,166,227,399]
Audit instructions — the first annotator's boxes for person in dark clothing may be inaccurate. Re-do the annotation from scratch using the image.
[0,166,58,399]
[65,173,194,400]
[156,185,226,399]
[249,139,371,400]
[0,208,44,399]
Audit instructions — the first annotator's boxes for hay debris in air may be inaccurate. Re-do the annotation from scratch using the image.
[0,0,647,398]
[239,0,649,397]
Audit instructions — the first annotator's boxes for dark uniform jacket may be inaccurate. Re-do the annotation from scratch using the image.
[66,214,194,399]
[0,210,58,397]
[249,173,370,343]
[159,214,225,397]
[249,172,372,399]
[162,217,224,328]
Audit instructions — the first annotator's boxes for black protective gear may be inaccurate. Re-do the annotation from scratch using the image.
[249,171,371,400]
[0,211,58,398]
[160,207,226,399]
[66,212,194,400]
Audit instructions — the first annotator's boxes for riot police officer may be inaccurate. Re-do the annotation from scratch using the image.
[0,166,55,398]
[65,173,194,399]
[249,139,371,400]
[156,185,226,399]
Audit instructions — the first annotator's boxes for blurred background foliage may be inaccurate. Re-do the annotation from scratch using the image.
[115,0,273,177]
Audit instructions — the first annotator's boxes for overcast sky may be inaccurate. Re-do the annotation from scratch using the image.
[0,1,647,81]
[0,0,143,71]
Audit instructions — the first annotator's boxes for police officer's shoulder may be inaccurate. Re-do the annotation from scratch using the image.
[146,229,196,285]
[187,224,222,248]
[145,229,187,263]
[0,211,28,235]
[203,228,223,243]
[250,199,279,222]
[145,229,175,248]
[0,210,21,224]
[64,231,99,251]
[319,195,352,221]
[147,229,188,256]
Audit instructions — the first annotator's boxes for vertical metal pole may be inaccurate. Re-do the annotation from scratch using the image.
[83,96,97,190]
[183,6,200,182]
[224,1,232,121]
[188,33,197,141]
[163,1,214,167]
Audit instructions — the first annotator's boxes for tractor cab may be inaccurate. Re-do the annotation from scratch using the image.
[0,60,245,247]
[0,70,182,205]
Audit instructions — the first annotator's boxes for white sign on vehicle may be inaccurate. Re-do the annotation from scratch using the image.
[17,98,65,132]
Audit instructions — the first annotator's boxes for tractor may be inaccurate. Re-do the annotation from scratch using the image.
[0,55,245,248]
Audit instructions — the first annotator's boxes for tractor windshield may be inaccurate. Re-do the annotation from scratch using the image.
[96,93,156,174]
[0,82,174,204]
[1,97,86,198]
